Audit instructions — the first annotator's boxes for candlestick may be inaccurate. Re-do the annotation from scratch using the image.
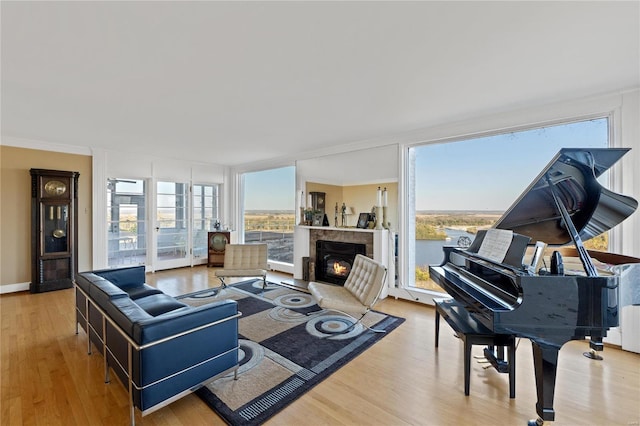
[383,187,388,207]
[375,206,383,230]
[376,187,382,207]
[299,207,306,225]
[383,206,389,229]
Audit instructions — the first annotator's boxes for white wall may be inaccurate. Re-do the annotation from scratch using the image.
[296,145,398,186]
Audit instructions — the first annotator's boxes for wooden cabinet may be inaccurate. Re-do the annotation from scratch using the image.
[30,169,80,293]
[207,231,230,267]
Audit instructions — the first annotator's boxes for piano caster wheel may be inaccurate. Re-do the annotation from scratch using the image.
[583,349,603,360]
[527,417,544,426]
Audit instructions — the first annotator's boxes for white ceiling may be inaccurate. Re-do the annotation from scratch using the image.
[2,1,639,167]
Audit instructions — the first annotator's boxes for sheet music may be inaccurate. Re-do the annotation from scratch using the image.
[477,229,513,263]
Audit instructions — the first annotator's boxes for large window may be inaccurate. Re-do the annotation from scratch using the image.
[408,117,609,293]
[243,166,295,265]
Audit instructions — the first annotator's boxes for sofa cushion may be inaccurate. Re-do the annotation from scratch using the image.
[89,279,129,311]
[108,297,153,338]
[134,294,188,317]
[93,265,146,288]
[124,284,163,300]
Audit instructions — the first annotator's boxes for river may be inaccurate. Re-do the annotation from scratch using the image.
[415,228,476,267]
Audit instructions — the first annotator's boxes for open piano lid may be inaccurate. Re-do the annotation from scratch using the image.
[494,148,637,246]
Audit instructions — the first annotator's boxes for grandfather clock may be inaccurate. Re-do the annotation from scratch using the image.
[30,169,80,293]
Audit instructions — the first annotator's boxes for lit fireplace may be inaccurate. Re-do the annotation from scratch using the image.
[332,261,348,276]
[316,240,366,285]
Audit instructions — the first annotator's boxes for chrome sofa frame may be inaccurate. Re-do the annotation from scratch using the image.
[75,284,241,425]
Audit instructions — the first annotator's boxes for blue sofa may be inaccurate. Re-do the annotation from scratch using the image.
[75,266,240,425]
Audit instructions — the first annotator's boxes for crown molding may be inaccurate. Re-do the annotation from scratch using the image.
[1,136,92,156]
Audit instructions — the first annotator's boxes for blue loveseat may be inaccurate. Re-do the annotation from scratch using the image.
[75,266,240,425]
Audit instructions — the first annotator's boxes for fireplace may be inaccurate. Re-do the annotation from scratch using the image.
[316,240,366,285]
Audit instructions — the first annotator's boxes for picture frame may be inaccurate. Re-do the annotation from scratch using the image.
[312,213,324,226]
[356,213,370,229]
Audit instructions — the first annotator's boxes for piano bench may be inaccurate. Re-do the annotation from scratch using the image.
[434,298,516,398]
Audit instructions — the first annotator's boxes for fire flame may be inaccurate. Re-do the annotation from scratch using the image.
[332,262,348,276]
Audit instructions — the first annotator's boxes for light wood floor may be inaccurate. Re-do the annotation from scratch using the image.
[2,265,639,425]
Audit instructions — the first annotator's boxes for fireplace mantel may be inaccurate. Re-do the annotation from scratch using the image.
[293,225,395,298]
[296,225,383,233]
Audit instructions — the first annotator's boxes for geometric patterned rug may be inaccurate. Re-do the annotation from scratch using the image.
[177,279,405,425]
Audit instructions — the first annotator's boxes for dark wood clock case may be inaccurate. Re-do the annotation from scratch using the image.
[207,231,230,267]
[30,169,80,293]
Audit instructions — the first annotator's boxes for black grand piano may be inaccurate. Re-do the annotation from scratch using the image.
[429,148,638,425]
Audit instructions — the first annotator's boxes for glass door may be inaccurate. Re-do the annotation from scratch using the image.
[107,178,146,268]
[154,181,190,270]
[192,184,221,262]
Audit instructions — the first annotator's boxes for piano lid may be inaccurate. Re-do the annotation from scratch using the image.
[494,148,637,245]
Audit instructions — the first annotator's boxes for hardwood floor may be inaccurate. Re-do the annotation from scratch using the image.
[2,265,639,425]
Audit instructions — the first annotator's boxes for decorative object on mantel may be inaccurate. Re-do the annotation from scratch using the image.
[370,206,378,229]
[341,202,347,226]
[312,213,324,226]
[382,187,390,229]
[334,202,339,227]
[309,191,326,214]
[356,212,369,229]
[298,190,306,225]
[345,206,355,226]
[298,190,320,226]
[375,187,383,230]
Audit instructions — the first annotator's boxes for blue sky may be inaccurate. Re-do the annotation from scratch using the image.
[414,118,608,211]
[244,166,296,210]
[243,118,609,211]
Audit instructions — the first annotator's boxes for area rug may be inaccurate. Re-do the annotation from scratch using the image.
[177,279,404,426]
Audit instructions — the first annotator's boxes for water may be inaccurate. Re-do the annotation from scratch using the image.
[415,228,476,267]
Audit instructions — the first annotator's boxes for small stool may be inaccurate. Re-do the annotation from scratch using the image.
[434,298,516,398]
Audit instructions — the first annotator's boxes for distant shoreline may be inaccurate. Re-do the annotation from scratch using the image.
[416,210,503,216]
[244,210,504,215]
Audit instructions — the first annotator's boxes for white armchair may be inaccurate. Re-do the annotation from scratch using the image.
[215,243,268,289]
[308,254,387,333]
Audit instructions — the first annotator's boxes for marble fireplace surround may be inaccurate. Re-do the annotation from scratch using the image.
[293,226,393,298]
[309,229,372,280]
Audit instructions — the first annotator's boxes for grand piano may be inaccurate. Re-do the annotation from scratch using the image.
[429,148,638,425]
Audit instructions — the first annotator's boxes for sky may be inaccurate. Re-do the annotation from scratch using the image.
[243,118,609,211]
[414,118,609,211]
[244,166,296,210]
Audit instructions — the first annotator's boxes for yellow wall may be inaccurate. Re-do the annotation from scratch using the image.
[1,146,92,287]
[306,181,398,228]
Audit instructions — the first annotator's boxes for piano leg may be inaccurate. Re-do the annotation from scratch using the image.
[531,341,559,423]
[583,336,604,360]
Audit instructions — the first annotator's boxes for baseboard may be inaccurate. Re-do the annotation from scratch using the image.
[0,282,30,294]
[268,260,294,275]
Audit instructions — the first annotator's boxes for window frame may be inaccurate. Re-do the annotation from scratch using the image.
[397,111,619,304]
